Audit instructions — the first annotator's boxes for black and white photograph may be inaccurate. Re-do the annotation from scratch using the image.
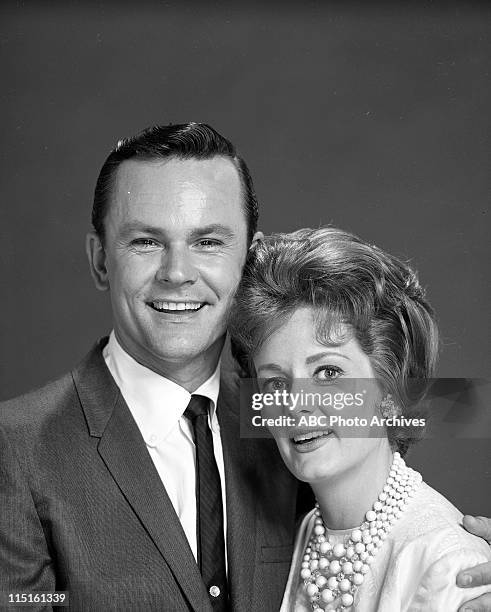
[1,2,490,610]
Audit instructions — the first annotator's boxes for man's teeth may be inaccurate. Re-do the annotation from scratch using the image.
[151,301,203,311]
[293,430,332,443]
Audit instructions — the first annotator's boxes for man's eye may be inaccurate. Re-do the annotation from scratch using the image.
[313,365,343,382]
[261,377,290,393]
[197,239,222,248]
[131,238,159,248]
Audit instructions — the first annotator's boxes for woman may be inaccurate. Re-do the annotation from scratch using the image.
[230,227,490,611]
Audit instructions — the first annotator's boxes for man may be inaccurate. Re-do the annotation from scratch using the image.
[0,123,489,611]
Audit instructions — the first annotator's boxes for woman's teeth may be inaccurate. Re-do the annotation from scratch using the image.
[293,430,333,444]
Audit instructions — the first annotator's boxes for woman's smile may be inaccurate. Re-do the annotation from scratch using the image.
[289,428,336,453]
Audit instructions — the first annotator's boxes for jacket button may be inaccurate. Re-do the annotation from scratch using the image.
[209,585,220,598]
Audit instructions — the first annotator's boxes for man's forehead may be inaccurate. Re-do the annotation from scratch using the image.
[105,156,247,231]
[113,156,242,195]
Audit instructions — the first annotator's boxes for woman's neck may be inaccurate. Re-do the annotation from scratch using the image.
[312,442,394,530]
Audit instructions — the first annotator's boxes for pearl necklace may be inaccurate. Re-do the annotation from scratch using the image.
[301,452,422,610]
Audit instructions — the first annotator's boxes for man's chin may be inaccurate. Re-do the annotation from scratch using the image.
[145,335,225,365]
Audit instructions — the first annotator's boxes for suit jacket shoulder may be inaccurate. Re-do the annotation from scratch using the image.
[0,339,208,611]
[0,338,303,612]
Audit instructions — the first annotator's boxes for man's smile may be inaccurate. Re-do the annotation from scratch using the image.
[147,300,207,314]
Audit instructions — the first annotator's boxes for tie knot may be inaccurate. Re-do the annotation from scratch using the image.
[184,394,210,421]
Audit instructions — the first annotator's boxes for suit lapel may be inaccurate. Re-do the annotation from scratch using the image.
[74,338,298,611]
[218,351,301,610]
[218,371,258,610]
[73,340,210,612]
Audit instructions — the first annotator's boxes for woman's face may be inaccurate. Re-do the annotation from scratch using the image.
[252,306,389,485]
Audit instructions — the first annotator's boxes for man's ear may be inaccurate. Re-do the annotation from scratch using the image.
[250,231,264,248]
[86,231,109,291]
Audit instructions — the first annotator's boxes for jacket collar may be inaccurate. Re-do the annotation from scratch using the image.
[71,338,293,612]
[72,338,211,611]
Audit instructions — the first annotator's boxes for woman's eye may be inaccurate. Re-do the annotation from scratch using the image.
[313,366,343,382]
[261,377,290,393]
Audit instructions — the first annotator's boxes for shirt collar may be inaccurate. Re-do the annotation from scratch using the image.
[103,331,221,446]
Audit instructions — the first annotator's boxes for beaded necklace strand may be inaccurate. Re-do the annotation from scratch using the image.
[301,452,422,610]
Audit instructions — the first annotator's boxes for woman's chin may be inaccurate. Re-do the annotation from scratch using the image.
[279,438,338,484]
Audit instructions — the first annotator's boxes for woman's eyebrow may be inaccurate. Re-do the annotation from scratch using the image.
[256,363,285,374]
[305,352,349,365]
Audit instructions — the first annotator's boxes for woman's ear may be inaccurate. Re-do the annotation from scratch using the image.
[86,231,109,291]
[379,394,401,418]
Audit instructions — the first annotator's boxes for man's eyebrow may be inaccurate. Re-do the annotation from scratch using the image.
[189,224,237,240]
[117,222,238,241]
[119,222,162,235]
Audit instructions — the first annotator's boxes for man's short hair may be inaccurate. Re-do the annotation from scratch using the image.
[92,122,259,243]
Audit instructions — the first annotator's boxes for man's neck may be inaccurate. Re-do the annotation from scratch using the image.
[113,332,224,393]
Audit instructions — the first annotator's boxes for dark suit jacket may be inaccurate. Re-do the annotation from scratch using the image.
[0,339,309,612]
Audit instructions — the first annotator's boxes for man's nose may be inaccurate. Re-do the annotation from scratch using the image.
[155,246,198,285]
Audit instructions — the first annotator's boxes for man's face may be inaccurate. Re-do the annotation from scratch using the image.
[89,156,250,375]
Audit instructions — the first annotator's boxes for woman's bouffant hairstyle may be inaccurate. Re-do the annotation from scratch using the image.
[229,227,439,456]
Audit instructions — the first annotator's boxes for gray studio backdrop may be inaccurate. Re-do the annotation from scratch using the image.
[1,1,490,514]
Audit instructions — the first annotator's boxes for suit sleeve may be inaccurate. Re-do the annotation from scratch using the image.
[0,425,55,610]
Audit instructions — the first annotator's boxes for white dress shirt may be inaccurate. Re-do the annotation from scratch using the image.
[103,331,227,563]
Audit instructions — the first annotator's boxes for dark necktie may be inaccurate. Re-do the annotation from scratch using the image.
[184,394,229,610]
